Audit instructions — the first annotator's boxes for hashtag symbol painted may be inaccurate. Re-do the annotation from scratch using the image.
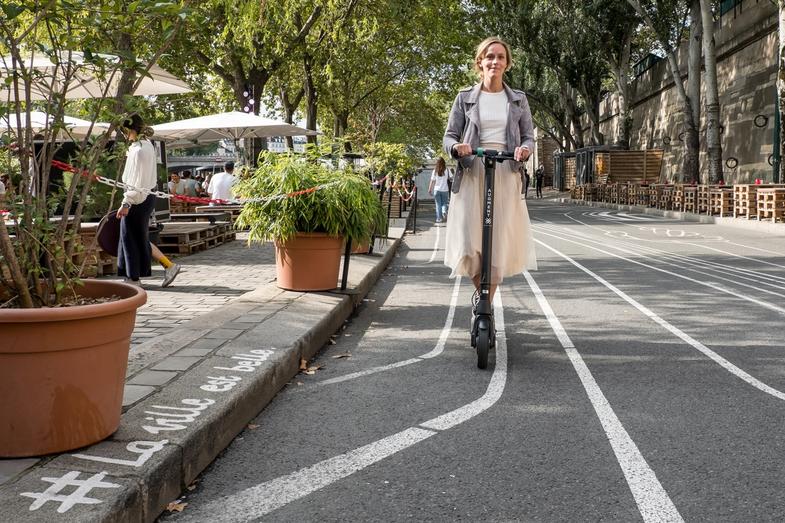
[20,471,121,513]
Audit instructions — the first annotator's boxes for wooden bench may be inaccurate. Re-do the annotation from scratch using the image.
[757,188,785,223]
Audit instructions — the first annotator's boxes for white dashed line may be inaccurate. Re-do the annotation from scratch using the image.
[523,270,683,523]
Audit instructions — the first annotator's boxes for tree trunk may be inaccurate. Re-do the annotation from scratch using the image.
[779,2,785,182]
[578,80,604,145]
[304,53,318,145]
[280,86,304,150]
[686,0,703,183]
[614,32,633,149]
[561,85,584,149]
[701,0,723,183]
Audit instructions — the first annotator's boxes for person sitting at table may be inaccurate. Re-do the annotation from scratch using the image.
[167,172,185,195]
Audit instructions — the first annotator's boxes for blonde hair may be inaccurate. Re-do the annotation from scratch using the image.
[473,37,513,77]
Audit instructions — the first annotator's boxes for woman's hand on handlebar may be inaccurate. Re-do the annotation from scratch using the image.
[452,143,472,158]
[514,146,531,162]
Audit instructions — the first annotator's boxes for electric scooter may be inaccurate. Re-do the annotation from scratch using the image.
[469,148,515,369]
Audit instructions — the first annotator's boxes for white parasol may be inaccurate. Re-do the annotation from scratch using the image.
[0,52,191,101]
[151,111,318,143]
[0,111,110,138]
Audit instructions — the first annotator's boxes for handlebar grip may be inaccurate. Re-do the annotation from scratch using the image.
[471,148,516,160]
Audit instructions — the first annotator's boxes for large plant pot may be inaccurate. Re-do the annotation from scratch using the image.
[0,280,146,457]
[274,232,344,291]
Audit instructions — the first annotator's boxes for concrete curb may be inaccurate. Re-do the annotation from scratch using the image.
[559,198,785,235]
[0,232,405,523]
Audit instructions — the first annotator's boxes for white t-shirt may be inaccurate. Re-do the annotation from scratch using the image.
[479,90,507,145]
[430,169,451,192]
[207,171,237,202]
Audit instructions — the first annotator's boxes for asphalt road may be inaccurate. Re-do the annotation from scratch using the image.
[160,198,785,522]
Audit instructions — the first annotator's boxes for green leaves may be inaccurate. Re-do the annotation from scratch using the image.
[236,152,387,245]
[1,3,25,20]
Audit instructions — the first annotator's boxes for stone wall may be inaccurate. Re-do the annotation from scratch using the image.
[595,0,778,184]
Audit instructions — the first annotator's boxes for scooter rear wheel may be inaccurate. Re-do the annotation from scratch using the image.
[476,326,490,369]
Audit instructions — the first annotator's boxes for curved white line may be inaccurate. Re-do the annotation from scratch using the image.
[533,227,785,316]
[427,222,442,263]
[523,270,683,522]
[316,276,462,386]
[188,292,508,520]
[534,239,785,402]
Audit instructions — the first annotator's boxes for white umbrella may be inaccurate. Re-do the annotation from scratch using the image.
[0,111,110,138]
[0,52,191,101]
[151,111,318,143]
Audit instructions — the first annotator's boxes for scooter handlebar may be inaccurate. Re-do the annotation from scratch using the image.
[471,148,516,160]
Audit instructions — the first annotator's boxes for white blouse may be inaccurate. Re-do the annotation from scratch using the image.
[121,139,158,205]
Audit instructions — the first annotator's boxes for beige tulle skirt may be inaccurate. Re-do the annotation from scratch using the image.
[444,144,537,283]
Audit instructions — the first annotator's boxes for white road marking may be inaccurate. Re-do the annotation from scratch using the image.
[536,223,785,297]
[316,276,462,386]
[561,213,785,280]
[427,222,442,263]
[188,292,509,520]
[534,239,785,402]
[533,227,785,316]
[522,270,683,523]
[680,242,785,271]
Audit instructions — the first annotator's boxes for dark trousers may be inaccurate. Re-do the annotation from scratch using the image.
[536,178,543,198]
[118,194,156,280]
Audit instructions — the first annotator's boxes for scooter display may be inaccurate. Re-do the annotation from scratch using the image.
[469,148,515,369]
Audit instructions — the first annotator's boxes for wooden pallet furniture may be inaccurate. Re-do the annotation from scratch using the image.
[618,182,628,205]
[157,221,235,255]
[658,185,675,210]
[682,186,698,213]
[734,184,785,219]
[77,223,117,277]
[709,187,734,216]
[697,185,719,214]
[672,184,685,211]
[169,200,202,214]
[632,184,648,207]
[194,204,244,227]
[756,188,785,223]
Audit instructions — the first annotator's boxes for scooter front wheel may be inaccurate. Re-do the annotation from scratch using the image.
[476,325,490,369]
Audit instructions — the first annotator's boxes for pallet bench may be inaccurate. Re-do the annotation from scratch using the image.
[757,188,785,223]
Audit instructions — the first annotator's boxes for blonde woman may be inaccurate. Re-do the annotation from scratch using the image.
[443,36,537,311]
[428,157,452,223]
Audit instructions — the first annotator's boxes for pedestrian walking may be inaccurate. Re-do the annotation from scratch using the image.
[429,157,451,223]
[115,114,180,287]
[535,163,544,198]
[522,166,530,199]
[443,36,538,305]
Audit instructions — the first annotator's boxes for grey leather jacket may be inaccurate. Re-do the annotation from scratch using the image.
[442,82,535,193]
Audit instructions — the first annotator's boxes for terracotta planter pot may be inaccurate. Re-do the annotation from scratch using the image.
[274,232,344,291]
[351,240,370,254]
[0,280,146,457]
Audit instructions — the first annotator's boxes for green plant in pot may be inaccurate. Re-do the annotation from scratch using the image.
[0,2,188,457]
[235,150,387,291]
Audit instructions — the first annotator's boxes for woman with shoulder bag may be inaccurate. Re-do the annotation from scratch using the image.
[442,36,538,311]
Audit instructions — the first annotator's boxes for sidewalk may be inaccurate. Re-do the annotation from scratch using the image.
[0,224,408,522]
